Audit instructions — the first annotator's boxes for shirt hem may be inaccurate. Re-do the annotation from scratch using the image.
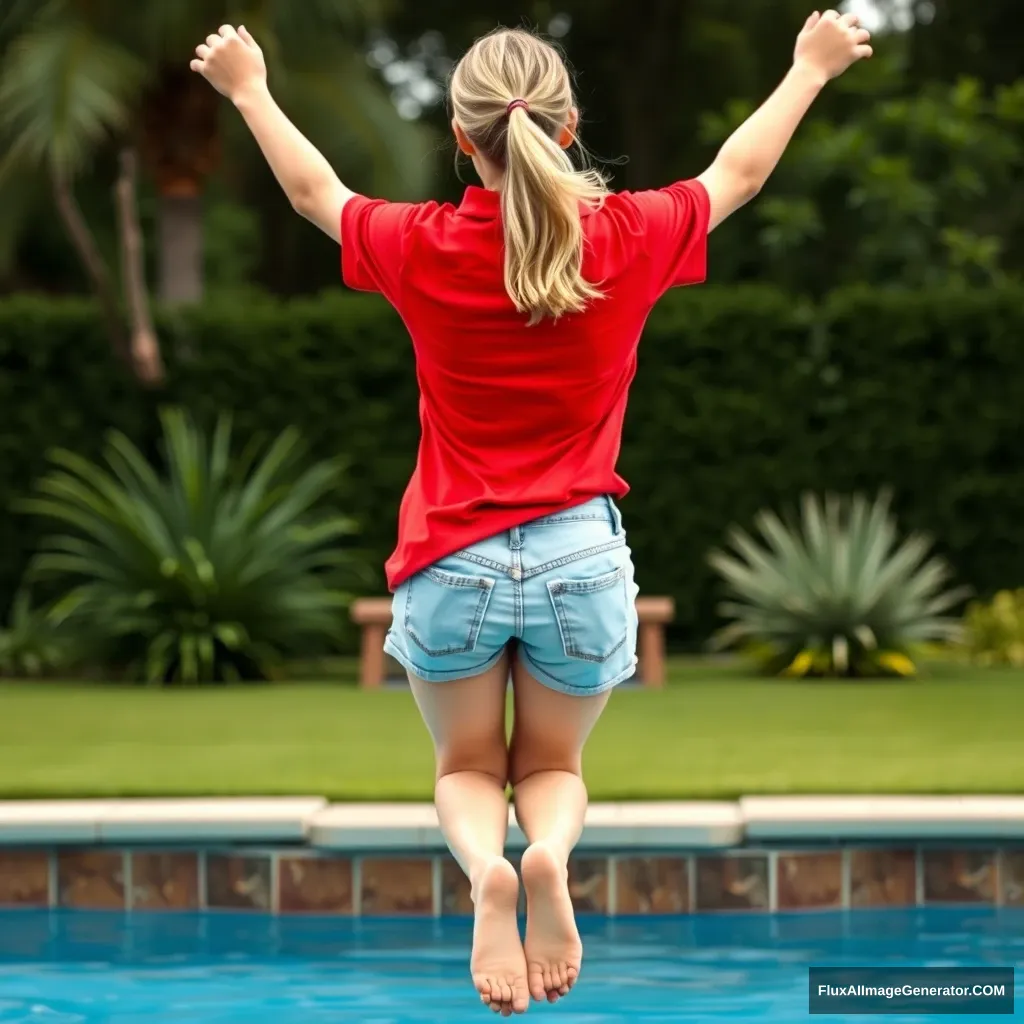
[384,488,630,591]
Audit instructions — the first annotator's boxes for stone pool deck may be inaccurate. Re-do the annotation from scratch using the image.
[0,797,1022,916]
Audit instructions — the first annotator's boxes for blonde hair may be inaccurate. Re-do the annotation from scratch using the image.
[450,28,609,324]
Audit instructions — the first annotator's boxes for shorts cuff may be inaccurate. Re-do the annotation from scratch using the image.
[518,648,638,697]
[384,634,508,684]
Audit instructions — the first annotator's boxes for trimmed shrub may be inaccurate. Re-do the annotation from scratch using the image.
[2,286,1024,649]
[963,590,1024,667]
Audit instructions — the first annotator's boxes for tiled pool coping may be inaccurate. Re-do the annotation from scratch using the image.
[0,797,1021,915]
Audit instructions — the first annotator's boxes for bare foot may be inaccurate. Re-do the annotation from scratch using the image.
[470,858,529,1016]
[521,842,582,1003]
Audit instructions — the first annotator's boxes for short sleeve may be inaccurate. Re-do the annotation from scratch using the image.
[628,179,710,299]
[341,196,420,304]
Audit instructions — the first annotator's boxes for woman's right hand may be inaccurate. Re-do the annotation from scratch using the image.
[191,25,267,104]
[793,10,873,83]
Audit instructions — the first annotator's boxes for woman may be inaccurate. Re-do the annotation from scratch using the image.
[192,12,870,1016]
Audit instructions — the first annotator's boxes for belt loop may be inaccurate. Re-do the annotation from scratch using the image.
[604,495,622,535]
[509,524,524,550]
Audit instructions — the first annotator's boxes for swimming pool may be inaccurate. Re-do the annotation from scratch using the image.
[0,907,1018,1022]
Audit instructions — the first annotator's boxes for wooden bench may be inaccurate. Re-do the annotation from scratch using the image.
[350,595,674,689]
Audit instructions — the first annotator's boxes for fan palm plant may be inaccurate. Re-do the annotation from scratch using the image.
[22,408,363,683]
[0,0,433,305]
[708,492,968,678]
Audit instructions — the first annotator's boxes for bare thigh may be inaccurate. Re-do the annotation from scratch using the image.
[407,652,512,784]
[508,655,611,786]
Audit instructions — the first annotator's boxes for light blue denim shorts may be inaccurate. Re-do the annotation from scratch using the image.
[384,497,639,696]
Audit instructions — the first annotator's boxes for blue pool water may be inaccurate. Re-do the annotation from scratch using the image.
[0,908,1019,1022]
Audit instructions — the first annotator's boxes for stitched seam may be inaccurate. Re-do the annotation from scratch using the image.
[549,566,625,596]
[423,566,493,590]
[547,569,629,663]
[386,636,505,680]
[523,538,626,580]
[449,550,511,575]
[405,575,494,657]
[525,513,611,527]
[520,648,638,695]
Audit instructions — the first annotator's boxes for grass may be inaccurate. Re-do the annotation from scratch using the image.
[0,661,1021,801]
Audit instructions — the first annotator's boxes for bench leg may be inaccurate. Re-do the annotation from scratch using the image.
[360,625,388,689]
[638,623,666,689]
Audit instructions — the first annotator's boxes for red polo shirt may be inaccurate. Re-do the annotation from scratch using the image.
[341,180,709,589]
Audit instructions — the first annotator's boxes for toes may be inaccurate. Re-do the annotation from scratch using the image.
[528,970,546,1002]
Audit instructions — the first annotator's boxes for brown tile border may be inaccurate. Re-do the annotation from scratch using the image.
[131,852,200,911]
[0,844,1020,918]
[278,855,354,915]
[615,856,690,914]
[206,854,272,912]
[922,849,996,904]
[1001,849,1024,906]
[58,850,125,909]
[849,849,917,907]
[0,850,50,907]
[777,852,842,910]
[440,856,473,916]
[695,854,769,911]
[569,857,609,914]
[360,857,434,915]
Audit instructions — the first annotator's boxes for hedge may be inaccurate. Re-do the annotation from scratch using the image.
[2,286,1024,648]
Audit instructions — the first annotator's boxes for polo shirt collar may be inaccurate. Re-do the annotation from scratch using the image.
[458,186,501,219]
[457,184,598,220]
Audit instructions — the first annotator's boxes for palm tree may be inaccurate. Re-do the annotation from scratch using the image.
[0,0,433,309]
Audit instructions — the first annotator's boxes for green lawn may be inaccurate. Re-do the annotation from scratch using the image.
[0,662,1021,800]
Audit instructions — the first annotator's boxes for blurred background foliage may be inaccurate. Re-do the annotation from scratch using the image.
[1,0,1023,670]
[1,0,1022,301]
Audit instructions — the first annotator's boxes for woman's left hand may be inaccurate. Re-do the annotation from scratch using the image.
[191,25,267,104]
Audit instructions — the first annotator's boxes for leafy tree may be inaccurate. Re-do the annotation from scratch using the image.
[0,0,434,314]
[702,59,1024,292]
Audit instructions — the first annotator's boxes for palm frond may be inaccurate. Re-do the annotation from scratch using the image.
[270,63,437,198]
[0,19,143,175]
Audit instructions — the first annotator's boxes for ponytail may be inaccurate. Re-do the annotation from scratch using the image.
[502,107,607,324]
[449,28,609,324]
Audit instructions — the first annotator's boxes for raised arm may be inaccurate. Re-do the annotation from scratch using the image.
[190,25,354,242]
[697,10,872,231]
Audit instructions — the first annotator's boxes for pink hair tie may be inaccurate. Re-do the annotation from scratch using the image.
[506,98,530,116]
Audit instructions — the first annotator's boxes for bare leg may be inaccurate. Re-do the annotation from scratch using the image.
[508,659,611,1004]
[407,654,528,1017]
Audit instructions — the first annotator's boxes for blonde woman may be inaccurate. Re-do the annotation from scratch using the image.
[192,12,870,1016]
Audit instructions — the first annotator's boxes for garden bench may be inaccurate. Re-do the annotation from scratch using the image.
[350,595,674,689]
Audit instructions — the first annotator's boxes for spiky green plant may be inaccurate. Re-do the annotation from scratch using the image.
[708,492,968,678]
[0,589,75,677]
[22,408,363,683]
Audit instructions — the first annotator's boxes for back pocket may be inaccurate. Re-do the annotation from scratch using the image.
[547,566,629,663]
[404,566,495,657]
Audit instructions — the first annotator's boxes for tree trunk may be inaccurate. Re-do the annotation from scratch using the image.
[50,167,130,366]
[157,195,204,305]
[140,69,220,307]
[116,149,164,385]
